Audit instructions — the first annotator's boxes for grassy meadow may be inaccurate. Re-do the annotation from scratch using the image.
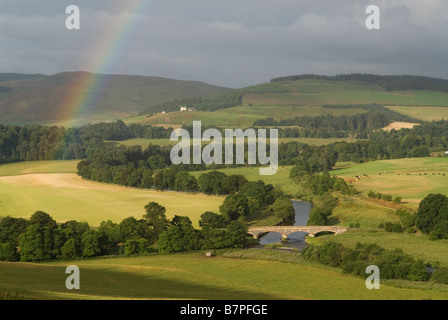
[2,251,448,300]
[332,157,448,208]
[109,137,358,149]
[128,104,367,128]
[386,106,448,122]
[0,161,223,227]
[310,230,448,268]
[127,79,448,127]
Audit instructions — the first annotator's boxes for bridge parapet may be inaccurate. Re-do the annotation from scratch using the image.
[248,226,348,239]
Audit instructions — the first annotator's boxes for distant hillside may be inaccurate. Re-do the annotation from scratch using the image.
[135,74,448,128]
[0,73,46,83]
[0,72,229,125]
[271,74,448,92]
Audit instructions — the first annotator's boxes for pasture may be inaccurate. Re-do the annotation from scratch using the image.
[109,137,360,149]
[385,106,448,122]
[129,104,367,128]
[1,251,448,300]
[311,230,448,268]
[0,161,223,227]
[332,157,448,207]
[129,84,448,128]
[331,195,399,228]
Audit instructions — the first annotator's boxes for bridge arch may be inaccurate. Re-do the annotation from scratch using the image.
[312,230,337,237]
[248,226,348,240]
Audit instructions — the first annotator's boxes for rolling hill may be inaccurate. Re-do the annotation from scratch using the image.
[0,72,229,126]
[133,75,448,128]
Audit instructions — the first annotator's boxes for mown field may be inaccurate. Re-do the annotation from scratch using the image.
[0,161,223,227]
[385,106,448,122]
[332,157,448,208]
[2,251,448,300]
[242,90,448,108]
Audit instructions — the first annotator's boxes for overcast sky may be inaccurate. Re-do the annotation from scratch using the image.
[0,0,447,88]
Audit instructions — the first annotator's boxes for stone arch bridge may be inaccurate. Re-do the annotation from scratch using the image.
[248,226,349,240]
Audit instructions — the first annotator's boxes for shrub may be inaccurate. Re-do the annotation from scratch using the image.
[407,260,430,281]
[318,241,345,267]
[406,227,417,234]
[307,207,327,226]
[368,191,376,198]
[123,238,149,256]
[393,196,402,204]
[342,260,368,276]
[431,268,448,284]
[398,210,416,229]
[384,222,403,233]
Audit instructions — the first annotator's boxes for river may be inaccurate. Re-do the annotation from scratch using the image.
[258,200,312,250]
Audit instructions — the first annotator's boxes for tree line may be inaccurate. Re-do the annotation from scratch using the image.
[302,241,432,282]
[253,112,389,135]
[253,103,423,139]
[2,118,448,166]
[270,74,448,93]
[0,201,250,262]
[0,121,173,164]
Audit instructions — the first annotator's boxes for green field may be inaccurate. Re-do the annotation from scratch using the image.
[129,104,367,128]
[332,157,448,207]
[0,161,223,227]
[2,251,448,300]
[128,80,448,127]
[243,90,448,108]
[311,230,448,268]
[386,106,448,122]
[330,195,399,228]
[109,137,360,149]
[0,160,79,176]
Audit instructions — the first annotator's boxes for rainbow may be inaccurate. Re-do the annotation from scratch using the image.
[65,0,156,127]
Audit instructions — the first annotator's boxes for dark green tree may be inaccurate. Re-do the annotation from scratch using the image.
[415,193,448,235]
[307,207,327,226]
[219,194,250,221]
[198,171,228,195]
[143,202,168,238]
[158,216,201,253]
[81,230,101,258]
[19,224,54,262]
[272,197,295,225]
[199,211,227,229]
[222,175,248,194]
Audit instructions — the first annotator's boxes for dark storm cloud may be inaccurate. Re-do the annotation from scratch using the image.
[0,0,447,88]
